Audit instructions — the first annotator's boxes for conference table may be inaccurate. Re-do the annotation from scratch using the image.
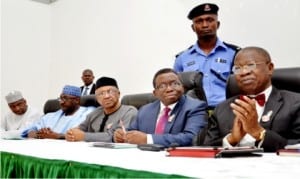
[1,139,299,178]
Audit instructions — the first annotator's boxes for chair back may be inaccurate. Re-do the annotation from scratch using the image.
[121,71,207,109]
[43,95,99,114]
[226,67,300,98]
[121,93,157,110]
[178,71,207,102]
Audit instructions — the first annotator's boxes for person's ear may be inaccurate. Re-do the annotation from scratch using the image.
[153,89,158,97]
[268,61,274,75]
[191,24,196,32]
[217,21,220,29]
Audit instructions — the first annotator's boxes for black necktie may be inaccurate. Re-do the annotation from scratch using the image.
[99,115,109,132]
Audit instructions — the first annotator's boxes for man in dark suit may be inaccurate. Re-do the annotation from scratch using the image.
[80,69,96,95]
[203,46,300,152]
[114,68,208,147]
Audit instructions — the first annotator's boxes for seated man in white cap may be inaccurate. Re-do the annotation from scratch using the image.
[65,76,138,142]
[1,91,43,139]
[21,85,95,139]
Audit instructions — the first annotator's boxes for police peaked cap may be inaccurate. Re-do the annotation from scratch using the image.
[188,3,219,20]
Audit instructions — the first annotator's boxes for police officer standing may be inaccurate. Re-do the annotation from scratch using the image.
[173,3,240,110]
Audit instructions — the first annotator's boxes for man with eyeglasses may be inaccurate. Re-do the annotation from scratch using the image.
[203,46,300,152]
[65,77,138,142]
[113,68,207,147]
[21,85,95,139]
[173,3,240,110]
[1,91,42,139]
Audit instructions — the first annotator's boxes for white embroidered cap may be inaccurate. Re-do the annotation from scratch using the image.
[5,90,23,104]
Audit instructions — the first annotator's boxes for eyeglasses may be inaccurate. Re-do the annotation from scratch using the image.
[58,95,77,102]
[156,81,182,91]
[96,89,118,98]
[232,61,269,74]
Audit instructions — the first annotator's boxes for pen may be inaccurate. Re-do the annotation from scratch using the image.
[119,119,126,134]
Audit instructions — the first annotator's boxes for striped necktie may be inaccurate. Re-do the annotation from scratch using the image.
[82,87,89,95]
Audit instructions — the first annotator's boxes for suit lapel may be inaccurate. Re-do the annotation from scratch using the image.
[260,88,282,128]
[149,101,161,133]
[91,84,96,94]
[164,96,185,133]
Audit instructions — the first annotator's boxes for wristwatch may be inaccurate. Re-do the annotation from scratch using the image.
[259,129,266,141]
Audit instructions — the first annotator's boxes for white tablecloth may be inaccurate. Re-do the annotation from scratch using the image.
[1,139,299,178]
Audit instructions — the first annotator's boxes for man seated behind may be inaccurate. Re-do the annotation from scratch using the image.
[114,68,208,147]
[21,85,95,139]
[65,77,138,142]
[1,90,43,139]
[203,46,300,152]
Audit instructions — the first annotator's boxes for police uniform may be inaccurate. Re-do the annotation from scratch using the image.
[173,3,240,108]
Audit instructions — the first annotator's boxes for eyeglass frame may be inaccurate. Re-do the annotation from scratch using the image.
[232,61,270,74]
[58,95,78,102]
[95,88,119,98]
[155,81,182,91]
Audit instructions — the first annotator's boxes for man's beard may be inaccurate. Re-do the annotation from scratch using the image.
[63,106,77,115]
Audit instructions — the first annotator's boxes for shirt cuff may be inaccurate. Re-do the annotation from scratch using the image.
[239,134,255,147]
[146,134,153,144]
[222,133,256,148]
[222,133,234,148]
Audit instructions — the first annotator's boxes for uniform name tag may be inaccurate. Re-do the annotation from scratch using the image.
[187,61,196,66]
[215,58,227,63]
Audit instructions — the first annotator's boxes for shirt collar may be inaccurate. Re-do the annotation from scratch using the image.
[260,85,272,102]
[159,102,177,113]
[189,37,227,55]
[85,83,94,89]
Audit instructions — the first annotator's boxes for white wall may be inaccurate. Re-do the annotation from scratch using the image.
[1,0,300,117]
[1,0,51,118]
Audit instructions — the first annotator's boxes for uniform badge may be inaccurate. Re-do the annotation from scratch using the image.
[204,4,211,11]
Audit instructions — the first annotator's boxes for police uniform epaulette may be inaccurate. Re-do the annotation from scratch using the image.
[223,42,241,72]
[175,45,193,58]
[223,42,241,52]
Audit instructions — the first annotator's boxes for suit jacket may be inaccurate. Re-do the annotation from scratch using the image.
[80,84,96,95]
[78,105,138,142]
[203,87,300,152]
[128,95,207,147]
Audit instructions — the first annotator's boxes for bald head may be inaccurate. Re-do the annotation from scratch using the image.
[235,47,271,65]
[233,46,274,95]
